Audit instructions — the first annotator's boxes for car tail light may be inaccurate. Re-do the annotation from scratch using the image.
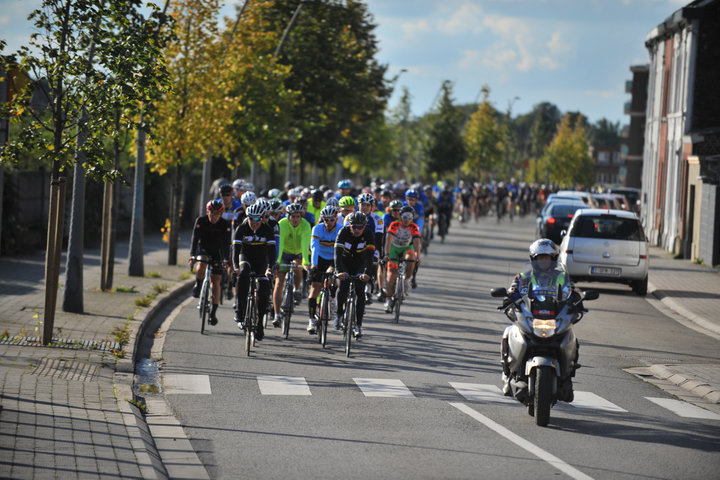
[547,217,556,224]
[640,255,647,259]
[565,250,573,255]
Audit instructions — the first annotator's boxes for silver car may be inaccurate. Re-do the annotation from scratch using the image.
[558,209,649,295]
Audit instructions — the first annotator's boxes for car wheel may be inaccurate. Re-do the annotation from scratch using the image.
[631,276,648,296]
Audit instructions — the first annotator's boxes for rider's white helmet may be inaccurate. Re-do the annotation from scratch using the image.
[529,238,559,260]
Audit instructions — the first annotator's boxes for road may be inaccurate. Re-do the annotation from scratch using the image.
[151,215,720,479]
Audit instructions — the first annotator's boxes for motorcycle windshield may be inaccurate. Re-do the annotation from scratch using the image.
[524,264,572,318]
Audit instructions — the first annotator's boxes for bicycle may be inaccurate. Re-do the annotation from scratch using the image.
[339,273,364,357]
[242,272,268,356]
[277,263,304,339]
[193,256,223,335]
[390,259,414,324]
[315,269,335,348]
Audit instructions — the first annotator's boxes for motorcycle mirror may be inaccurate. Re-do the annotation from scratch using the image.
[561,229,567,237]
[490,287,507,298]
[583,290,600,301]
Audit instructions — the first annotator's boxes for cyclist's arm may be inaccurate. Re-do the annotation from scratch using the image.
[276,219,287,264]
[310,224,321,266]
[220,221,232,262]
[301,220,312,266]
[190,217,202,257]
[232,226,243,270]
[334,230,347,273]
[363,229,376,274]
[265,228,277,271]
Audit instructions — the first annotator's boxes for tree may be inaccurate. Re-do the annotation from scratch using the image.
[542,114,594,187]
[590,118,621,147]
[0,0,170,342]
[462,84,505,180]
[425,80,465,178]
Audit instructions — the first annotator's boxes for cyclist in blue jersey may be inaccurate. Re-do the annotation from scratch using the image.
[219,184,242,223]
[307,205,341,332]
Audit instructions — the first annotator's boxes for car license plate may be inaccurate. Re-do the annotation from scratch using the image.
[591,266,621,276]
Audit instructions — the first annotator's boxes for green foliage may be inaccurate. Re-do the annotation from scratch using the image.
[462,85,505,180]
[425,81,465,177]
[542,114,594,188]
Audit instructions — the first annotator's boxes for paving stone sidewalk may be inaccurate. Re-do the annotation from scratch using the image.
[0,233,192,479]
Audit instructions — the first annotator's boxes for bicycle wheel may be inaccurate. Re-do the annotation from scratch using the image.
[282,282,293,339]
[244,290,254,356]
[394,277,403,324]
[199,279,209,334]
[345,298,355,357]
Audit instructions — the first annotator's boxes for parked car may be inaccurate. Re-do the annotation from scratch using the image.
[555,190,598,208]
[537,202,589,244]
[558,209,649,295]
[592,193,624,210]
[608,187,641,212]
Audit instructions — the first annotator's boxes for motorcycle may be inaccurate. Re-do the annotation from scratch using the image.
[490,269,599,426]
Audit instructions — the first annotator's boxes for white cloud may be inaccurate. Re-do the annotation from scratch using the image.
[436,1,486,35]
[0,15,10,26]
[400,18,432,37]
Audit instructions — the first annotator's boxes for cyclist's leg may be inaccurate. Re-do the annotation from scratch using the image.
[210,269,222,322]
[354,277,366,330]
[235,265,251,324]
[255,277,270,340]
[272,270,286,321]
[336,276,350,321]
[405,250,417,278]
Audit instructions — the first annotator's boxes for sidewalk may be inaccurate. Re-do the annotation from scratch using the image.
[0,237,719,478]
[0,232,193,479]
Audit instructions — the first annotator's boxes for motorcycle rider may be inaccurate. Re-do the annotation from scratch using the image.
[501,238,581,402]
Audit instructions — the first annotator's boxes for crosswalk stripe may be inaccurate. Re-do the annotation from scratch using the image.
[163,374,212,395]
[564,391,627,412]
[257,376,311,395]
[644,397,720,420]
[354,378,415,398]
[449,383,516,404]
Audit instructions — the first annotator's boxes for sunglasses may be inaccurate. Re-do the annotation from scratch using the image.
[221,193,231,197]
[322,216,336,222]
[351,225,365,230]
[249,216,263,222]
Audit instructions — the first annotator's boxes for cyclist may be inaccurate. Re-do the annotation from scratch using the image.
[436,187,454,237]
[383,206,421,313]
[219,184,241,223]
[232,202,276,341]
[507,178,520,221]
[335,179,353,200]
[189,199,232,325]
[403,189,424,288]
[377,199,403,301]
[307,189,326,225]
[233,190,257,229]
[307,205,341,333]
[357,192,384,302]
[272,202,311,327]
[338,195,356,224]
[335,212,375,338]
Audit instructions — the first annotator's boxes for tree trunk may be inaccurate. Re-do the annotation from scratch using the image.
[168,161,182,266]
[100,111,121,291]
[62,160,85,313]
[128,115,146,277]
[43,173,66,344]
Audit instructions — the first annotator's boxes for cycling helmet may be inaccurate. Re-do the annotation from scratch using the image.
[389,199,403,210]
[254,198,270,215]
[241,191,257,206]
[338,196,356,208]
[284,181,295,190]
[232,179,244,190]
[400,205,415,215]
[246,202,267,218]
[357,192,375,205]
[380,189,392,198]
[337,179,352,190]
[311,189,324,201]
[268,188,281,199]
[324,190,336,200]
[405,188,418,198]
[325,197,339,208]
[288,187,302,199]
[320,205,338,218]
[346,211,367,225]
[269,199,284,213]
[206,199,225,214]
[286,202,304,215]
[529,238,559,260]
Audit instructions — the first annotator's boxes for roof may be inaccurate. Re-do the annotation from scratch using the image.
[574,208,639,219]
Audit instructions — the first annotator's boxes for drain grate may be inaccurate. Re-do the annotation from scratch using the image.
[0,336,122,352]
[31,357,99,382]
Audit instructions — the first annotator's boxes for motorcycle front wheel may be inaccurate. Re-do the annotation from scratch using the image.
[534,366,554,427]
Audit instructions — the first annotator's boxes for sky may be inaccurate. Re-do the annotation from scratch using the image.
[1,0,689,125]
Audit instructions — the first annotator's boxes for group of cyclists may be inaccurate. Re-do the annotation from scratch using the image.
[188,178,454,343]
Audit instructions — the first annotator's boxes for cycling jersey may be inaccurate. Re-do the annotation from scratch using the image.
[190,215,232,261]
[307,201,325,224]
[276,217,311,265]
[387,220,420,247]
[334,225,375,275]
[221,198,243,222]
[403,201,425,232]
[232,220,276,272]
[311,221,340,265]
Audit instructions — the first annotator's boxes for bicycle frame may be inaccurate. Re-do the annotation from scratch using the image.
[277,263,304,339]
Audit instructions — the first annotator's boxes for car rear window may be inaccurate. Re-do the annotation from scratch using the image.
[571,215,645,241]
[549,204,586,217]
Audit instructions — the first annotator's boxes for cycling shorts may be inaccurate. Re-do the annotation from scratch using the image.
[388,244,415,267]
[310,257,334,283]
[278,253,303,272]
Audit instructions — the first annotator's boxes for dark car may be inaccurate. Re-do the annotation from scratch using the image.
[538,202,589,244]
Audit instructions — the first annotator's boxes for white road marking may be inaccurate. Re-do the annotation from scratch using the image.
[163,374,212,395]
[450,402,595,480]
[565,391,628,413]
[449,382,516,404]
[644,397,720,420]
[354,378,415,398]
[257,376,311,395]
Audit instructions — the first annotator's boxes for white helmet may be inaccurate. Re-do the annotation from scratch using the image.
[241,191,257,206]
[529,238,558,260]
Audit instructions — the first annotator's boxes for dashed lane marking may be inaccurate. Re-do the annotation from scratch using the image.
[354,378,415,398]
[257,376,312,395]
[644,397,720,420]
[163,374,212,394]
[563,391,628,413]
[449,382,516,404]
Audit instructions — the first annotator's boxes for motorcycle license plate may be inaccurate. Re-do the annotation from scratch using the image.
[591,266,621,276]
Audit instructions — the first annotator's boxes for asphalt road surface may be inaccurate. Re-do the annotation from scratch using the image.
[155,215,720,480]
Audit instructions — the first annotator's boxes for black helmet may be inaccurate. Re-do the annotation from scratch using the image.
[346,211,367,225]
[284,181,295,190]
[219,184,233,196]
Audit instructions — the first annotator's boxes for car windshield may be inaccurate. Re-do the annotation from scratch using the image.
[550,204,586,217]
[571,214,645,241]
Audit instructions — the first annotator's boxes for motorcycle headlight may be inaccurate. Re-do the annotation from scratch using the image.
[532,318,556,337]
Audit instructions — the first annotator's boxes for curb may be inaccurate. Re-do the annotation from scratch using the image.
[648,364,720,404]
[647,280,720,337]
